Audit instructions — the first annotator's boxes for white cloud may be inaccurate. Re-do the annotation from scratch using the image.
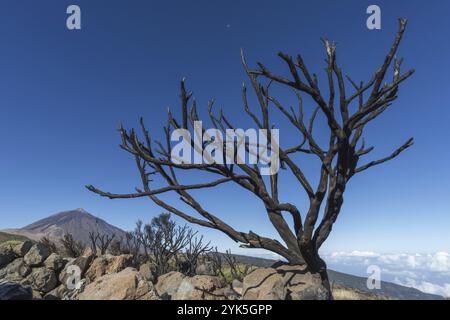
[330,250,379,258]
[324,251,450,273]
[395,277,450,297]
[428,252,450,272]
[322,251,450,297]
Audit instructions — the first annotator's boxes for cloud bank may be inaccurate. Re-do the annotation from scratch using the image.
[322,251,450,297]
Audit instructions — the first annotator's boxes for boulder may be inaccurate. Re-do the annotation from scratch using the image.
[108,254,133,271]
[0,258,31,282]
[277,264,329,300]
[241,264,329,300]
[0,245,15,268]
[32,290,42,300]
[0,280,32,300]
[23,267,58,294]
[212,285,239,300]
[63,279,86,300]
[195,261,216,276]
[172,275,222,300]
[85,254,133,282]
[155,271,185,299]
[44,253,66,273]
[242,268,285,300]
[24,243,50,267]
[12,241,33,257]
[223,285,240,300]
[44,284,67,300]
[138,262,156,283]
[79,267,159,300]
[231,279,243,295]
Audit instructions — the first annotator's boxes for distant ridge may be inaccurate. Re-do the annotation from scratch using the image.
[2,208,127,244]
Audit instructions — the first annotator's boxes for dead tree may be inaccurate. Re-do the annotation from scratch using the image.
[207,248,224,278]
[87,19,414,297]
[39,236,58,254]
[183,235,212,276]
[135,213,192,277]
[60,233,85,258]
[89,230,116,255]
[221,250,253,282]
[123,231,141,257]
[207,249,252,283]
[134,220,151,260]
[108,238,124,256]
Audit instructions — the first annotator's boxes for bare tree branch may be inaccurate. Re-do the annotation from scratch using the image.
[88,18,415,295]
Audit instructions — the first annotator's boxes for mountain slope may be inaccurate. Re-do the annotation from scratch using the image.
[3,208,127,244]
[0,231,31,244]
[327,269,443,300]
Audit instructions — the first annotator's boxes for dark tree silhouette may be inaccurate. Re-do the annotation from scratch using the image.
[87,19,414,297]
[60,233,86,258]
[39,236,58,254]
[88,230,116,255]
[134,213,193,277]
[182,235,212,276]
[207,248,253,284]
[123,231,141,257]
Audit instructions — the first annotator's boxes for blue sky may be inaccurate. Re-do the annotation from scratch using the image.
[0,0,449,261]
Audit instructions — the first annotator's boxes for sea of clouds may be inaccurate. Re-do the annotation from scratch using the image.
[322,251,450,297]
[238,247,450,297]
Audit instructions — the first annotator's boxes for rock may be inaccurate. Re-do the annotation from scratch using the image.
[0,245,15,268]
[241,264,329,300]
[223,285,240,300]
[24,267,58,294]
[155,271,186,299]
[212,285,239,300]
[277,264,329,300]
[63,279,86,300]
[0,258,31,281]
[196,261,216,276]
[231,279,243,295]
[12,241,33,257]
[79,267,159,300]
[135,276,159,300]
[108,254,133,271]
[44,253,66,273]
[242,268,285,300]
[59,252,94,285]
[85,254,133,282]
[44,284,67,300]
[139,262,156,282]
[172,275,221,300]
[24,243,50,267]
[0,280,32,300]
[32,290,42,299]
[84,256,109,282]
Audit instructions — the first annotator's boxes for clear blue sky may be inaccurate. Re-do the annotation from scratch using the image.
[0,0,449,255]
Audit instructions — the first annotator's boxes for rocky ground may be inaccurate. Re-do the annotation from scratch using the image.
[0,240,388,300]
